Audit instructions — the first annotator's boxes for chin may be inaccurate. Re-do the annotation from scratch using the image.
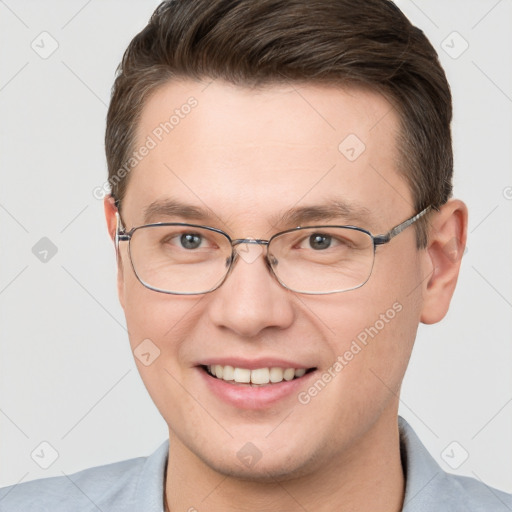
[192,441,320,483]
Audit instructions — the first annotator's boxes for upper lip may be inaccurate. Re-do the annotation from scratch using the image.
[197,357,317,370]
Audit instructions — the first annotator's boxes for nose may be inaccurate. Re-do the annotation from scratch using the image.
[207,243,295,338]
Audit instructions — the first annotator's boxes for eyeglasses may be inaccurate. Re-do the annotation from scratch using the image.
[115,206,431,295]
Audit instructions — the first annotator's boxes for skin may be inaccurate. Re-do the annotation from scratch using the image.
[104,79,467,511]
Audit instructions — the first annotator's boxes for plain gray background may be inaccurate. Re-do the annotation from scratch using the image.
[1,0,511,493]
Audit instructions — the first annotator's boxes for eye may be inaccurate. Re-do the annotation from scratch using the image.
[292,230,353,252]
[160,230,211,250]
[308,233,332,250]
[179,233,203,250]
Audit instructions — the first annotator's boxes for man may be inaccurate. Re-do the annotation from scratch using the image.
[1,0,510,510]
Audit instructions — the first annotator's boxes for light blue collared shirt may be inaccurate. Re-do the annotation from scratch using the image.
[1,417,510,511]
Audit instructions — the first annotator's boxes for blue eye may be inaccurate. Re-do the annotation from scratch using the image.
[309,234,332,250]
[180,233,202,249]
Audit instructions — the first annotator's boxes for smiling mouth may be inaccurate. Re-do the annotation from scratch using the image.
[202,365,316,386]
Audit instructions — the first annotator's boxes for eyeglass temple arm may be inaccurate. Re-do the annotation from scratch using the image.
[114,211,130,236]
[373,205,435,246]
[114,211,132,260]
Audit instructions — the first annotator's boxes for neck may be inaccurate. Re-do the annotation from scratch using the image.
[164,413,404,512]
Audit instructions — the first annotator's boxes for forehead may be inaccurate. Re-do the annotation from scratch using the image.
[124,79,411,230]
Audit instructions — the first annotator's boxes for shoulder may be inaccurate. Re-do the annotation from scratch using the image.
[0,440,168,512]
[444,472,512,511]
[399,417,512,511]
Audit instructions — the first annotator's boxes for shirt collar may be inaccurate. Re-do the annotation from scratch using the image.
[399,416,473,511]
[134,439,169,511]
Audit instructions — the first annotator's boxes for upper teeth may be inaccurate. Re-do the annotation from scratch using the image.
[207,365,307,385]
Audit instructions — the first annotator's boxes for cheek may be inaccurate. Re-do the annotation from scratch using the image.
[123,283,201,351]
[316,292,417,382]
[353,255,422,394]
[299,297,418,445]
[119,251,187,342]
[290,290,419,461]
[121,287,204,413]
[309,246,423,405]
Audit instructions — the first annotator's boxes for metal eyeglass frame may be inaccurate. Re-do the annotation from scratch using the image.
[115,205,433,295]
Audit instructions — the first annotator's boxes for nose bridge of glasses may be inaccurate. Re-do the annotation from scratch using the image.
[231,238,270,265]
[231,238,269,247]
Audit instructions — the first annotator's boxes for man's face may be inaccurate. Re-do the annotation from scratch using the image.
[112,80,429,479]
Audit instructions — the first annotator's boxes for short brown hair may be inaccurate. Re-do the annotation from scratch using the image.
[105,0,453,247]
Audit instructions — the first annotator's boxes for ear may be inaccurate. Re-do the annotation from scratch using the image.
[104,195,118,242]
[104,195,125,309]
[420,199,468,324]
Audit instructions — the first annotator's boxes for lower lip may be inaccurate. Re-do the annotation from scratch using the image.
[198,367,315,410]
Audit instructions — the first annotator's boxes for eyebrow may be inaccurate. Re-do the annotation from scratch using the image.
[143,197,375,229]
[143,199,218,225]
[273,200,374,228]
